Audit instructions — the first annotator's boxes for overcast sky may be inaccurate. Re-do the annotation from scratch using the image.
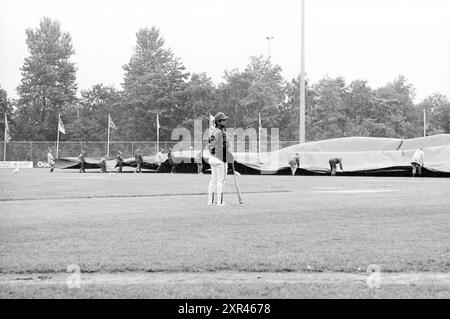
[1,0,449,102]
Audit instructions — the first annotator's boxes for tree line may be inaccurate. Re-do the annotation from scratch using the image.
[1,17,449,143]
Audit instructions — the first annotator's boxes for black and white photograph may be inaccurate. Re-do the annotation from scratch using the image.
[0,0,449,302]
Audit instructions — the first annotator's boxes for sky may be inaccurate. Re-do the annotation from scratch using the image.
[1,0,449,102]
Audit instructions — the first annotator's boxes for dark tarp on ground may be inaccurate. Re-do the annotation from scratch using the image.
[55,134,450,176]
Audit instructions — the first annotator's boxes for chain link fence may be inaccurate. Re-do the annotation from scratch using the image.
[0,140,300,165]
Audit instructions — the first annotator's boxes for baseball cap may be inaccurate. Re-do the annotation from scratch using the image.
[214,112,229,122]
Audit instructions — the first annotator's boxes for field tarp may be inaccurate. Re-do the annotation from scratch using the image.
[55,134,450,176]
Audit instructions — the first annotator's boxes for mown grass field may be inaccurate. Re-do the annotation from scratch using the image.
[0,168,449,298]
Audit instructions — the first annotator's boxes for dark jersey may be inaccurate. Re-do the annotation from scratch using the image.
[329,158,343,170]
[208,127,233,163]
[135,154,143,164]
[78,154,85,163]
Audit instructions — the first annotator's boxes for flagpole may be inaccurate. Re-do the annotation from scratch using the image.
[56,113,60,158]
[423,108,426,137]
[156,114,160,154]
[3,114,7,161]
[107,113,111,158]
[258,113,261,154]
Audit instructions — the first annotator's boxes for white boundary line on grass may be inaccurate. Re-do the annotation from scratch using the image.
[311,189,399,194]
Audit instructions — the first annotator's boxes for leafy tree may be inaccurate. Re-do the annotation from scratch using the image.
[342,80,374,135]
[0,86,13,140]
[180,73,216,132]
[216,68,253,128]
[121,27,188,141]
[216,56,286,130]
[15,17,78,140]
[64,84,122,141]
[373,76,419,138]
[419,93,450,135]
[359,97,404,137]
[0,87,12,115]
[280,77,315,141]
[307,76,349,140]
[242,56,286,129]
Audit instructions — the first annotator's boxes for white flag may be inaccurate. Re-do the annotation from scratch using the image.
[109,114,117,130]
[58,115,66,134]
[156,114,160,131]
[209,114,215,135]
[4,114,11,143]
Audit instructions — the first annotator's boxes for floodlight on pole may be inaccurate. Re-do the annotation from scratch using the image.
[265,36,274,59]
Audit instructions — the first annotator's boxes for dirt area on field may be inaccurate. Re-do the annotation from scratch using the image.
[1,271,449,286]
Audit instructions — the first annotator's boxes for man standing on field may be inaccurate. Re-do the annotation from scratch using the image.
[168,148,176,174]
[47,148,55,173]
[156,149,163,173]
[135,149,143,173]
[206,112,233,206]
[116,151,123,173]
[196,147,204,174]
[78,150,86,173]
[99,157,107,173]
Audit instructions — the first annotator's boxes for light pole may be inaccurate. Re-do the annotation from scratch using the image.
[265,36,274,59]
[299,0,306,143]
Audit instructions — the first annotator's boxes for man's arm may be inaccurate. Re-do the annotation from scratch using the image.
[207,130,220,153]
[223,131,234,163]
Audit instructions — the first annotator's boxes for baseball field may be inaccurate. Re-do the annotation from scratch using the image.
[0,168,449,298]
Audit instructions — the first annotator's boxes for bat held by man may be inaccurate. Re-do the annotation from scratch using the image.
[231,163,243,204]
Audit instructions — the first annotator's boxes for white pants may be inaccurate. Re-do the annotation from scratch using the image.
[208,156,227,204]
